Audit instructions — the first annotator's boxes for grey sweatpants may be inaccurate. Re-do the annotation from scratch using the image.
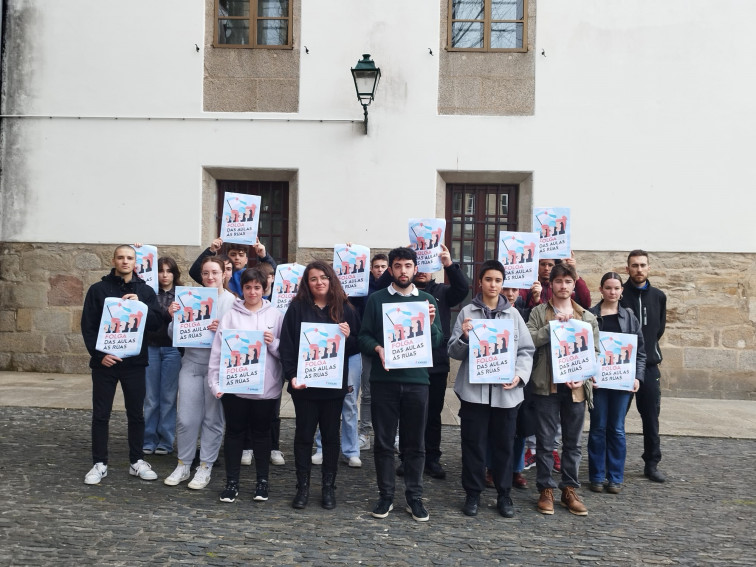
[176,358,225,464]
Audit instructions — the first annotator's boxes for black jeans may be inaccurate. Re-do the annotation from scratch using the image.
[91,365,146,465]
[243,396,281,451]
[635,364,662,468]
[221,395,278,483]
[291,396,344,477]
[372,382,428,502]
[425,371,448,464]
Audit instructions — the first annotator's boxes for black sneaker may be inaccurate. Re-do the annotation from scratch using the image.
[371,498,394,518]
[424,461,446,480]
[254,480,269,501]
[219,481,239,503]
[497,495,515,518]
[406,498,429,522]
[462,493,479,517]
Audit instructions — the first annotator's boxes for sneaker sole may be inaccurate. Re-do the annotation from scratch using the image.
[164,474,190,486]
[406,506,429,522]
[270,460,285,466]
[188,481,210,490]
[129,469,157,481]
[219,493,237,503]
[371,504,393,518]
[560,502,588,516]
[254,495,269,501]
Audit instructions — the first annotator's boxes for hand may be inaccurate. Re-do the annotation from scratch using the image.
[502,376,521,390]
[263,331,274,345]
[531,281,542,303]
[439,244,452,268]
[632,379,640,393]
[592,377,598,389]
[122,293,138,301]
[252,237,266,258]
[216,392,223,399]
[291,377,306,389]
[428,302,436,325]
[133,242,142,248]
[375,346,387,370]
[101,354,123,367]
[338,322,351,339]
[563,251,577,270]
[460,317,473,340]
[345,242,353,248]
[167,302,180,315]
[208,319,219,332]
[565,380,584,390]
[555,312,572,322]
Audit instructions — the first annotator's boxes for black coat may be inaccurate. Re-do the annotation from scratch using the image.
[620,279,666,367]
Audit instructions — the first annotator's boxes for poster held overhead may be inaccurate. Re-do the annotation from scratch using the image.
[533,207,570,259]
[220,192,262,245]
[408,218,446,273]
[497,231,540,289]
[334,243,370,297]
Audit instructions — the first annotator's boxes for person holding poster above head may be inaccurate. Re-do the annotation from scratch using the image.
[526,263,599,516]
[520,253,591,310]
[81,245,166,485]
[279,261,361,511]
[588,272,646,494]
[448,260,534,518]
[358,247,443,523]
[207,268,284,504]
[164,257,236,490]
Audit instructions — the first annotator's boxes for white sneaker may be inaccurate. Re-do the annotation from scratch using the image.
[164,461,191,486]
[359,434,371,451]
[346,456,362,468]
[311,452,323,465]
[241,450,253,466]
[84,462,107,485]
[129,459,158,481]
[188,462,213,490]
[270,450,285,466]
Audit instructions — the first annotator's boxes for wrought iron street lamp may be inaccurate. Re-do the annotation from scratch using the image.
[351,54,381,134]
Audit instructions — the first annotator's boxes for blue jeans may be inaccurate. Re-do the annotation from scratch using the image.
[588,388,633,484]
[143,346,181,452]
[315,354,362,457]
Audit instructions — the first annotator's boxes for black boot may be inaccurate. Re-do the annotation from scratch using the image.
[292,472,310,509]
[321,473,336,510]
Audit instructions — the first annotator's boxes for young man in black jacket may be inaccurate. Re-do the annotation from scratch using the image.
[621,249,667,483]
[81,245,166,485]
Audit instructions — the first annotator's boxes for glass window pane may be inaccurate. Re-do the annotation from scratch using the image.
[485,224,496,240]
[219,0,250,17]
[491,22,524,49]
[452,222,462,239]
[452,192,462,215]
[258,0,288,17]
[271,218,282,235]
[451,240,461,261]
[270,238,282,260]
[486,193,498,215]
[463,220,474,239]
[452,0,484,20]
[462,241,474,264]
[257,19,287,45]
[259,215,271,234]
[485,239,496,259]
[218,19,249,45]
[500,194,509,215]
[452,22,483,48]
[465,194,476,215]
[492,0,523,20]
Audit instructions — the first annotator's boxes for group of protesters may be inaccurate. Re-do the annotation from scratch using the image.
[80,236,666,521]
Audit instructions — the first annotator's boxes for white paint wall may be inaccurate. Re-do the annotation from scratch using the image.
[3,0,755,252]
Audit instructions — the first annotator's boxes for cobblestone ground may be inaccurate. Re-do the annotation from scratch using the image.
[0,406,754,566]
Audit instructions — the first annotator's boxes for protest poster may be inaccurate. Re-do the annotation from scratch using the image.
[549,319,597,383]
[134,245,158,292]
[497,231,539,289]
[596,331,638,391]
[334,243,370,297]
[271,263,306,313]
[295,323,345,389]
[533,207,570,259]
[408,218,446,273]
[95,298,148,357]
[381,301,433,369]
[467,319,516,384]
[220,192,262,245]
[219,330,266,394]
[172,287,219,348]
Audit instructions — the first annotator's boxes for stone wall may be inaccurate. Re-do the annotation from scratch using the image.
[1,243,754,399]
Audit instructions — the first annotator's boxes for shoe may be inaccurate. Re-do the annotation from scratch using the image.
[560,486,588,516]
[164,461,191,486]
[311,452,323,465]
[553,450,561,472]
[344,456,362,468]
[424,461,446,480]
[512,472,528,489]
[84,462,107,485]
[462,493,479,517]
[270,450,285,466]
[154,447,170,455]
[321,473,336,510]
[523,448,535,470]
[359,434,371,451]
[219,480,239,503]
[589,482,604,493]
[371,498,394,518]
[188,462,212,490]
[142,448,154,455]
[406,498,429,522]
[254,479,269,501]
[395,461,404,476]
[497,495,515,518]
[292,473,310,509]
[394,435,400,453]
[129,459,158,481]
[606,482,622,494]
[537,488,554,515]
[241,450,253,466]
[645,467,666,483]
[485,469,495,488]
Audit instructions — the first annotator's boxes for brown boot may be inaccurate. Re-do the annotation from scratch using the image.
[537,488,554,515]
[561,486,588,516]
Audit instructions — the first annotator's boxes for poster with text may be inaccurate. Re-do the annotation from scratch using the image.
[271,263,306,313]
[497,231,539,289]
[382,301,433,369]
[219,329,266,394]
[549,319,597,383]
[134,245,158,292]
[596,331,637,391]
[295,323,345,389]
[220,192,262,245]
[95,298,148,358]
[408,218,446,273]
[334,244,370,297]
[467,319,516,384]
[533,207,570,259]
[172,287,219,348]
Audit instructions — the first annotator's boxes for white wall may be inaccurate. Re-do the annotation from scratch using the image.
[3,0,755,252]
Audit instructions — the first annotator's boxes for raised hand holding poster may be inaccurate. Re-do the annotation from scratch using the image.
[533,207,570,259]
[220,192,262,245]
[408,218,446,273]
[272,263,306,313]
[134,245,158,292]
[295,323,345,389]
[596,332,637,391]
[95,298,148,357]
[381,301,433,369]
[172,287,219,348]
[219,330,267,394]
[334,244,370,297]
[497,231,539,289]
[467,319,516,384]
[549,319,597,383]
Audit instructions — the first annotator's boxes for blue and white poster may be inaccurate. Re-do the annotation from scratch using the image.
[219,330,267,394]
[172,287,219,348]
[533,207,570,259]
[95,298,148,358]
[549,319,597,383]
[220,192,262,245]
[134,244,158,292]
[498,231,540,289]
[467,319,516,384]
[597,332,638,391]
[334,244,370,297]
[295,323,345,389]
[381,301,433,369]
[272,263,306,313]
[408,218,446,273]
